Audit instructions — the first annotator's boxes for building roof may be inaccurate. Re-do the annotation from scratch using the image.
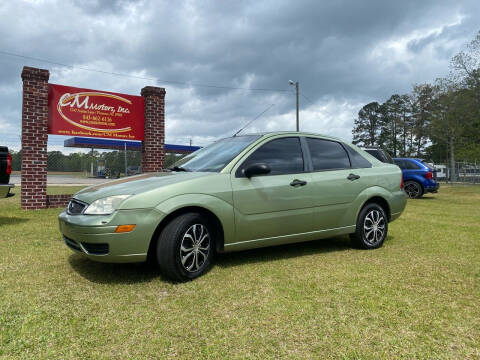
[64,137,201,153]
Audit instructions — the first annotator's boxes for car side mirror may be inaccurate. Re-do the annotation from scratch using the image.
[244,163,271,178]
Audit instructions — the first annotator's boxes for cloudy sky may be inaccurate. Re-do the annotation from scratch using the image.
[0,0,479,151]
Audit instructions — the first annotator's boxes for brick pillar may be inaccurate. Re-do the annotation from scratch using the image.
[21,66,49,210]
[141,86,165,172]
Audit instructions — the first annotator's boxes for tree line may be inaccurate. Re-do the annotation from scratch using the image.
[352,31,480,179]
[10,150,142,173]
[10,149,182,174]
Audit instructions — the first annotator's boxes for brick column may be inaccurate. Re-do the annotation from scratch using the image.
[21,66,49,210]
[141,86,165,172]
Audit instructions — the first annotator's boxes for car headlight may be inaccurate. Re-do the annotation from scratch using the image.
[83,195,131,215]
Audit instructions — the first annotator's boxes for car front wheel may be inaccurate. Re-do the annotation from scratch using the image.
[156,213,214,281]
[350,203,388,249]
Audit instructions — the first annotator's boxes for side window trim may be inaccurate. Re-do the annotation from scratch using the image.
[235,136,306,178]
[339,142,353,169]
[305,137,352,172]
[299,136,313,172]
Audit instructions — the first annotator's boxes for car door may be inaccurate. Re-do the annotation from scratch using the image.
[231,136,313,243]
[305,137,371,230]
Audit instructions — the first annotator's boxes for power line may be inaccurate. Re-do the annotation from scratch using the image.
[300,92,315,105]
[0,50,290,93]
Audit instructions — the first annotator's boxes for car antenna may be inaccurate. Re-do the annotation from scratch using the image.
[233,104,275,137]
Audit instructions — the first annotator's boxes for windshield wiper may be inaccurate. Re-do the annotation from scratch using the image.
[168,166,190,172]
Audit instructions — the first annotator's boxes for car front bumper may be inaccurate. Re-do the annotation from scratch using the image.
[58,208,165,263]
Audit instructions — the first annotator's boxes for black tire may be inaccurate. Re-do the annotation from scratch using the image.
[156,212,214,282]
[350,203,388,249]
[404,180,424,199]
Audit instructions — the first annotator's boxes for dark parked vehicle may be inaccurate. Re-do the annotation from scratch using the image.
[393,158,439,199]
[0,146,14,198]
[362,147,394,164]
[126,166,141,176]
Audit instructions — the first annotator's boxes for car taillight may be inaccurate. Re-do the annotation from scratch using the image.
[400,176,404,190]
[426,171,433,179]
[6,153,12,175]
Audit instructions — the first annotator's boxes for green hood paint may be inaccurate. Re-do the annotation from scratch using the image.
[74,172,217,205]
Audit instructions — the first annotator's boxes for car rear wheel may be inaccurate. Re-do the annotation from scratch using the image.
[404,180,424,199]
[350,203,388,249]
[156,213,214,282]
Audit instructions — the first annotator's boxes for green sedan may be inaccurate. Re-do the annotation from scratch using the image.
[59,132,406,281]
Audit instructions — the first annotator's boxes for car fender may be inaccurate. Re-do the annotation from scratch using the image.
[348,186,398,223]
[403,173,426,187]
[154,193,235,244]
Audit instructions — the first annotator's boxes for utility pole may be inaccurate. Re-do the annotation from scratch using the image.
[289,80,299,131]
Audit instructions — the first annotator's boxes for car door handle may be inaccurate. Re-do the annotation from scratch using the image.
[290,179,307,187]
[347,173,361,181]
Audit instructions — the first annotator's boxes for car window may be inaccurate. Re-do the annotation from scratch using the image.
[306,138,350,170]
[364,149,382,162]
[364,149,393,164]
[394,159,420,170]
[345,146,372,168]
[421,161,434,170]
[393,159,405,169]
[405,160,421,170]
[382,150,394,164]
[238,137,304,176]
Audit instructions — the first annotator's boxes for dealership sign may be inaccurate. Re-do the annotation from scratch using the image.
[48,84,145,140]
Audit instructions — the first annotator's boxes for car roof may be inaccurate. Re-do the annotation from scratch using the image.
[239,131,344,142]
[393,158,423,161]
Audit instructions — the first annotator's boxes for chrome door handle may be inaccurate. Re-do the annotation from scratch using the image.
[290,179,307,187]
[347,173,360,181]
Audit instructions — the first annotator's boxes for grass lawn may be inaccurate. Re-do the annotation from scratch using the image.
[0,186,479,359]
[46,186,86,195]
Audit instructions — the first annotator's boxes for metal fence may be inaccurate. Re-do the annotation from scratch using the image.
[431,161,480,184]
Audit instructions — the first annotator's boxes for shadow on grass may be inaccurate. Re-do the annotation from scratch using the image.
[68,254,169,284]
[216,235,357,269]
[68,235,395,284]
[0,216,30,226]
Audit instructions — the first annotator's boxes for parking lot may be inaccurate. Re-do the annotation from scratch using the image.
[0,185,479,358]
[10,174,112,186]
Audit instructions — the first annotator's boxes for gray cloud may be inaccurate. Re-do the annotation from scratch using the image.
[0,0,479,150]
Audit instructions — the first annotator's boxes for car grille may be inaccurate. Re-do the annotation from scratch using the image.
[67,199,87,215]
[63,235,82,252]
[63,235,109,255]
[81,242,109,255]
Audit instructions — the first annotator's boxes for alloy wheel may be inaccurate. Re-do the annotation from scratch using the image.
[363,209,385,245]
[404,182,421,198]
[179,224,210,272]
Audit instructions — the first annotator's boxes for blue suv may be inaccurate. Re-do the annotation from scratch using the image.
[393,158,439,199]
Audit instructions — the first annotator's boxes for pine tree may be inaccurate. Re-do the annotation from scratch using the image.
[352,102,381,147]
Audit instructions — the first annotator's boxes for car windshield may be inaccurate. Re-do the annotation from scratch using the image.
[171,135,261,172]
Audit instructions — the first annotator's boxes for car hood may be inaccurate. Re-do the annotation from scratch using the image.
[73,172,215,204]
